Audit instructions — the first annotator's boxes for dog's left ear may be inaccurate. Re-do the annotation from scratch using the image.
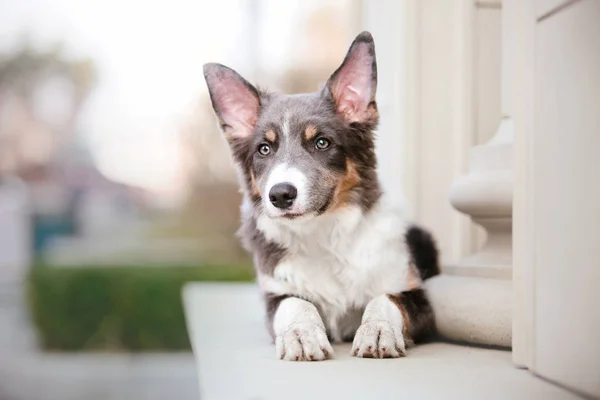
[326,31,377,123]
[203,63,261,141]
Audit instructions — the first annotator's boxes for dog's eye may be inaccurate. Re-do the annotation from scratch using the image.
[258,144,271,156]
[315,138,331,150]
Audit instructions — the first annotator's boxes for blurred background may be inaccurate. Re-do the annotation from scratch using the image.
[0,0,362,399]
[3,0,598,398]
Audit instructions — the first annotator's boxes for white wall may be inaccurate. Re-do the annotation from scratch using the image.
[511,0,600,396]
[361,0,409,210]
[362,0,503,265]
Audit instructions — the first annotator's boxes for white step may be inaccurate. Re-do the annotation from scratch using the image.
[182,283,577,400]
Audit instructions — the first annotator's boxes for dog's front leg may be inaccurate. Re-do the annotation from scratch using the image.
[352,294,407,358]
[352,289,435,358]
[272,297,334,361]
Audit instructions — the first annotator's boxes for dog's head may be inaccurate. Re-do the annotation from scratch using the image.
[204,31,380,221]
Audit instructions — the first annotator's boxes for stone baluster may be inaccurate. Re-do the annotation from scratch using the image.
[424,118,514,348]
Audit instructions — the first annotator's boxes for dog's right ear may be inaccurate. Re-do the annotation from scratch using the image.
[325,31,377,124]
[203,63,260,141]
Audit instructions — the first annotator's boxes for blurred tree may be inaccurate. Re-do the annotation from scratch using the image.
[174,100,247,263]
[168,2,355,264]
[0,41,97,177]
[178,99,236,187]
[0,41,101,256]
[297,4,349,74]
[277,4,350,94]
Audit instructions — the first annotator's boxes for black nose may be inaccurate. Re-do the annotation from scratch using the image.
[269,183,297,209]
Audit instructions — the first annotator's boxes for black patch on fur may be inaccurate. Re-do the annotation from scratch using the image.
[317,187,336,215]
[388,289,436,343]
[405,225,440,280]
[342,118,381,211]
[342,332,355,343]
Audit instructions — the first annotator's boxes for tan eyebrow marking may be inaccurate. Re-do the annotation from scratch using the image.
[265,129,277,143]
[304,125,318,141]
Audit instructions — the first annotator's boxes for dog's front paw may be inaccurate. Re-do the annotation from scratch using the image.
[275,323,334,361]
[351,320,406,358]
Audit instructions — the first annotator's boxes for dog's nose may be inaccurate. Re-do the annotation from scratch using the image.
[269,183,297,209]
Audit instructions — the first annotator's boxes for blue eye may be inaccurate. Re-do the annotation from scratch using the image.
[315,138,331,150]
[258,144,271,156]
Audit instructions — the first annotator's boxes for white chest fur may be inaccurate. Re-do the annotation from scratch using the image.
[256,196,412,340]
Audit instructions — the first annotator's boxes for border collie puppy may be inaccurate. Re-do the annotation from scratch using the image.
[203,31,439,361]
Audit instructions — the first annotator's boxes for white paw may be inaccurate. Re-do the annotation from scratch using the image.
[275,323,334,361]
[351,320,406,358]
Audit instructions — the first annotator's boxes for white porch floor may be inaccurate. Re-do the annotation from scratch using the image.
[183,283,580,400]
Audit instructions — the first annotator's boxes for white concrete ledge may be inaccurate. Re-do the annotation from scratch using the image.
[182,283,573,400]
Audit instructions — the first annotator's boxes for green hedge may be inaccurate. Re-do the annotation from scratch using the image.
[28,264,254,352]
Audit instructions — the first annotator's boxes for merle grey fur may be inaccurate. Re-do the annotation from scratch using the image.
[203,31,439,346]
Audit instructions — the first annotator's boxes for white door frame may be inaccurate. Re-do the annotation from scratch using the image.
[505,0,536,369]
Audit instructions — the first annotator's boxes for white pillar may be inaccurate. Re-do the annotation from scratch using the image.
[423,0,513,348]
[362,0,409,210]
[361,0,512,347]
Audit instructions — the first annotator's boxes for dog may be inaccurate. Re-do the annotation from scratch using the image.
[203,31,439,361]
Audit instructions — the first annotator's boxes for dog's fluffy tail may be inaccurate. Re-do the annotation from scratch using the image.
[405,225,440,281]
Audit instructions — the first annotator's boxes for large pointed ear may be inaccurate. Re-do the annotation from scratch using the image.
[203,63,260,140]
[326,31,377,123]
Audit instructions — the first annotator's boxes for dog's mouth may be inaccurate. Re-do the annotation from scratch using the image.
[265,209,320,222]
[276,212,307,220]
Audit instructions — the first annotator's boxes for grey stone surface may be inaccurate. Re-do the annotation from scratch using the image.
[183,282,580,400]
[0,284,199,400]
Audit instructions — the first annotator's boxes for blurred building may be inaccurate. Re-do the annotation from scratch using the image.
[0,44,145,259]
